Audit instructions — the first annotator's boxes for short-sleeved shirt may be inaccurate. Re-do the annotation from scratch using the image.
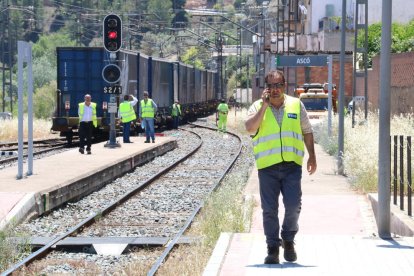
[246,97,313,134]
[80,104,93,122]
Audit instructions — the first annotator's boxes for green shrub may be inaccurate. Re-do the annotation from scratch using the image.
[0,223,31,272]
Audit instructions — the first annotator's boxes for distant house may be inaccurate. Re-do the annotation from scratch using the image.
[308,0,413,35]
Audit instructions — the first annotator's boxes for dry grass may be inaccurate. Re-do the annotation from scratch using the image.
[151,244,211,276]
[225,107,250,133]
[22,258,102,276]
[314,111,414,192]
[0,117,58,142]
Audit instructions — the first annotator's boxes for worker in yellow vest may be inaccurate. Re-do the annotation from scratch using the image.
[118,94,138,143]
[245,70,317,265]
[216,99,229,133]
[78,94,97,154]
[171,100,181,129]
[139,91,157,143]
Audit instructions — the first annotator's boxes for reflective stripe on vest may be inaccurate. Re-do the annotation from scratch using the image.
[140,99,155,118]
[78,102,97,128]
[252,96,304,169]
[119,102,137,123]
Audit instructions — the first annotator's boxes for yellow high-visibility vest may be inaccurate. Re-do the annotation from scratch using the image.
[252,95,304,169]
[119,102,137,123]
[171,103,181,117]
[78,102,97,127]
[140,99,155,118]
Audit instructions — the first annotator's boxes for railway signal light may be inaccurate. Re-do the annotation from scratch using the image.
[102,64,121,84]
[103,14,122,52]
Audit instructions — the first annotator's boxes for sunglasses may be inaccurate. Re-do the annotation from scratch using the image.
[266,82,285,89]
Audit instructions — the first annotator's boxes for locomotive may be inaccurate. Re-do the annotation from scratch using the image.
[52,47,220,143]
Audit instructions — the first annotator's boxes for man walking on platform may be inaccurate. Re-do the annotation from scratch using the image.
[245,70,317,264]
[171,100,181,129]
[139,91,157,143]
[78,94,97,154]
[216,99,229,133]
[118,94,138,143]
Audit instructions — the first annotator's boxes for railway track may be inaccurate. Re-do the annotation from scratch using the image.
[0,137,67,149]
[0,138,73,167]
[2,124,243,275]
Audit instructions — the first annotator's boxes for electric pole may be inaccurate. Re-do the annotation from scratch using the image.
[1,0,13,113]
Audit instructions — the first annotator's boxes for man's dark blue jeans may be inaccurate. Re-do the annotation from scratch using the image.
[123,121,131,142]
[258,161,302,248]
[172,115,179,129]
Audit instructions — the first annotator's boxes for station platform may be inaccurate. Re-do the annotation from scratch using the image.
[0,136,176,230]
[203,144,414,276]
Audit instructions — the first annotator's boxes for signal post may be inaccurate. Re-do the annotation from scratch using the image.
[102,14,122,148]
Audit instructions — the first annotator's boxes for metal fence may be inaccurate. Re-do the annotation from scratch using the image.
[392,135,412,216]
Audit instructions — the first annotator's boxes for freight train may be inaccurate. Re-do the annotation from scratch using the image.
[52,47,220,143]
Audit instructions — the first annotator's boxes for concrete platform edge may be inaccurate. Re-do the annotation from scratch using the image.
[368,193,414,236]
[0,193,35,230]
[202,232,233,276]
[37,140,177,215]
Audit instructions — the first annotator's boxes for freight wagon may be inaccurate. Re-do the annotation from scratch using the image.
[52,47,219,143]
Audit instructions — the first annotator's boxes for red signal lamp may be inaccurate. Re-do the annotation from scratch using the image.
[108,31,117,39]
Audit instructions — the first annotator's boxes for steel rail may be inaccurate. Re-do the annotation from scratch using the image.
[0,137,67,148]
[2,142,67,151]
[0,144,68,166]
[147,123,243,276]
[1,129,203,276]
[0,138,85,166]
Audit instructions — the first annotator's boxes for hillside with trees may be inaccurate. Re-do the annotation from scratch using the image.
[1,0,257,117]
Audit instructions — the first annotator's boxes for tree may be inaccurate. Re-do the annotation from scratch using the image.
[148,0,173,26]
[225,54,254,92]
[172,0,188,27]
[33,81,57,119]
[358,20,414,66]
[31,56,56,89]
[139,32,177,57]
[181,47,205,69]
[32,33,76,60]
[30,33,75,91]
[7,32,74,116]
